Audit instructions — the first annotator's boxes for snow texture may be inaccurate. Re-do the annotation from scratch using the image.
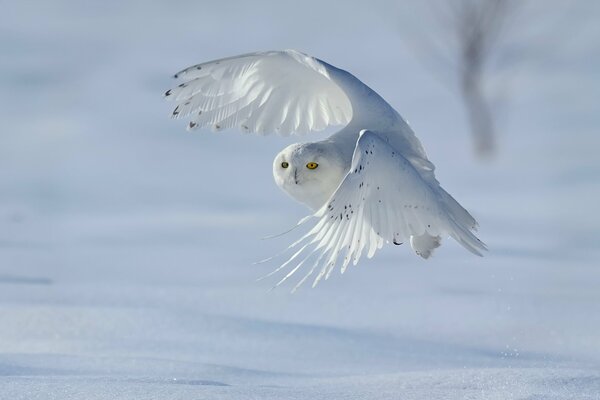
[1,1,599,399]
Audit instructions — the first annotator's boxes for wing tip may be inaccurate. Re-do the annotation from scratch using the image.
[186,121,199,131]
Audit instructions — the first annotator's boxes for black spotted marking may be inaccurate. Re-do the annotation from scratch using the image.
[178,83,186,88]
[196,66,202,70]
[172,106,180,116]
[164,89,172,97]
[188,121,197,129]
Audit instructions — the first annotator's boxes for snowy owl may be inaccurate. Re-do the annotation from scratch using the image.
[165,50,486,289]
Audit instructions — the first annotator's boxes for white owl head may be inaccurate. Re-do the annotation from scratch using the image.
[272,142,347,211]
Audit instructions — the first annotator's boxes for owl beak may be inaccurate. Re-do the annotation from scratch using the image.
[294,169,299,185]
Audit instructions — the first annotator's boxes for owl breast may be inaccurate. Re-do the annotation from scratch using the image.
[279,174,339,211]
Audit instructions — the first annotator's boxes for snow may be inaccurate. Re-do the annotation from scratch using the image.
[1,1,599,399]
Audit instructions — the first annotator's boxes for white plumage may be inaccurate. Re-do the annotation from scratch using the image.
[165,49,486,289]
[166,50,351,134]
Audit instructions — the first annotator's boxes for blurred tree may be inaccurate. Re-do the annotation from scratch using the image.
[400,0,518,159]
[451,0,515,157]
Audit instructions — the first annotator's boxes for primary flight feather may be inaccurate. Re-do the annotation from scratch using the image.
[165,49,486,289]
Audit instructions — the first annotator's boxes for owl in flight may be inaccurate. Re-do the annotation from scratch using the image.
[165,50,486,290]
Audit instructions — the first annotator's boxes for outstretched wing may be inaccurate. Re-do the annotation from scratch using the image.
[269,131,486,291]
[164,50,352,134]
[165,49,478,244]
[165,50,451,197]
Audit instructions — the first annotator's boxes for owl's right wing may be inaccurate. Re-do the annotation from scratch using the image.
[164,50,428,167]
[269,131,486,290]
[165,49,476,230]
[165,50,352,135]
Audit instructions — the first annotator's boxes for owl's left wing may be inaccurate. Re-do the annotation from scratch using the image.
[271,130,486,290]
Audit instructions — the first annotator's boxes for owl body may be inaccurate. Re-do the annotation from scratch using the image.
[165,49,486,289]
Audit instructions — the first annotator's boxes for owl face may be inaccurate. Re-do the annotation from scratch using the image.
[273,142,347,211]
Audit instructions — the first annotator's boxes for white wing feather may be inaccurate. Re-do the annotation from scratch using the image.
[273,131,486,290]
[165,50,484,289]
[165,50,477,231]
[165,50,352,135]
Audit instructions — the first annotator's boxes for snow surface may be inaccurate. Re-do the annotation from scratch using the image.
[1,1,599,399]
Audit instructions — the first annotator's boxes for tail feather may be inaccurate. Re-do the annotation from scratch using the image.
[437,187,487,256]
[447,217,487,256]
[439,187,478,230]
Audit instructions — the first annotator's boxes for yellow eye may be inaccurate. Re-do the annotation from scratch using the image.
[306,162,318,170]
[281,162,289,168]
